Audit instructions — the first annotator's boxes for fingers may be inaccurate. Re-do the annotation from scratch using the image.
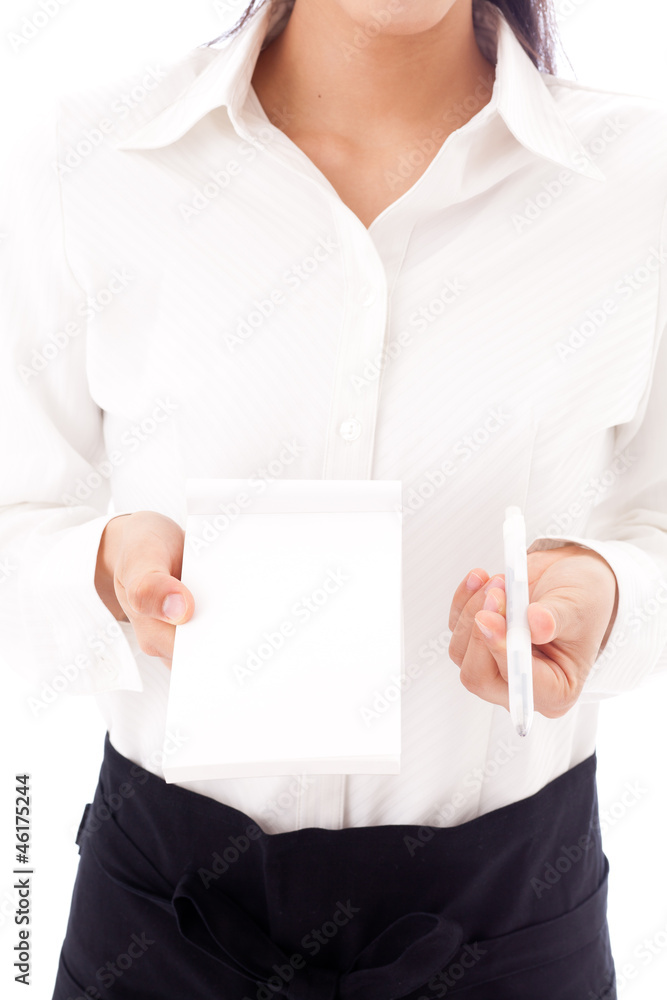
[480,583,506,617]
[448,568,490,631]
[473,608,578,718]
[452,550,609,721]
[448,573,504,666]
[449,567,507,701]
[460,610,509,707]
[116,516,193,622]
[111,512,195,664]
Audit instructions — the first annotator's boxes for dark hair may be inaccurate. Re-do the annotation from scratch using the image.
[489,0,557,73]
[204,0,558,74]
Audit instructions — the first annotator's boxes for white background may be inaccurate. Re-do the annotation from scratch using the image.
[0,1,666,998]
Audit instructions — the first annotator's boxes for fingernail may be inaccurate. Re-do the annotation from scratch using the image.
[483,592,499,612]
[484,575,504,592]
[466,571,484,591]
[162,593,186,622]
[475,617,494,639]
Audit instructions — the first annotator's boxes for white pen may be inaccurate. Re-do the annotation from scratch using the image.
[503,506,534,737]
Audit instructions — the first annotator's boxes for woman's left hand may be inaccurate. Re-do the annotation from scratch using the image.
[447,545,619,719]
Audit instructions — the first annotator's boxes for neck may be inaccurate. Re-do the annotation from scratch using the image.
[252,0,496,146]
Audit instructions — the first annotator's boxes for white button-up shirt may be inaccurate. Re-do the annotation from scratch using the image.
[2,0,667,832]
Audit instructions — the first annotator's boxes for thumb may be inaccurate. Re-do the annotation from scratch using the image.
[527,597,565,645]
[125,569,194,624]
[119,531,194,624]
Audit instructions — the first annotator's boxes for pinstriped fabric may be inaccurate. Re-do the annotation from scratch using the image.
[1,0,667,832]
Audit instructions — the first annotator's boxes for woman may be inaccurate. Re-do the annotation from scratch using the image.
[1,0,666,996]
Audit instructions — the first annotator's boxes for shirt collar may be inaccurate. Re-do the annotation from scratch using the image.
[112,0,605,182]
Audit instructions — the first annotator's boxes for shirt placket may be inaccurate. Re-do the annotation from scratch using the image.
[233,107,409,830]
[293,203,396,830]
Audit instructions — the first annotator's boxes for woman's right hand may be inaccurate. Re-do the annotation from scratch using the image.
[94,511,195,669]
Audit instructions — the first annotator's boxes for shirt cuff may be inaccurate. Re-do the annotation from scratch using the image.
[28,511,144,698]
[527,534,667,698]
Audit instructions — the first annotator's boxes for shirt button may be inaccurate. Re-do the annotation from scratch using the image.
[339,418,362,441]
[359,286,375,307]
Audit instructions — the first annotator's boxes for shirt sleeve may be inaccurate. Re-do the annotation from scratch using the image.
[0,106,143,699]
[526,197,667,699]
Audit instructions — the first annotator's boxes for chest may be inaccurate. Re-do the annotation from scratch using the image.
[68,120,661,513]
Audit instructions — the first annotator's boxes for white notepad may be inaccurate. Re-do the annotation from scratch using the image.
[162,478,403,781]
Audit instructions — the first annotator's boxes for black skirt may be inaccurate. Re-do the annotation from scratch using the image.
[52,732,616,999]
